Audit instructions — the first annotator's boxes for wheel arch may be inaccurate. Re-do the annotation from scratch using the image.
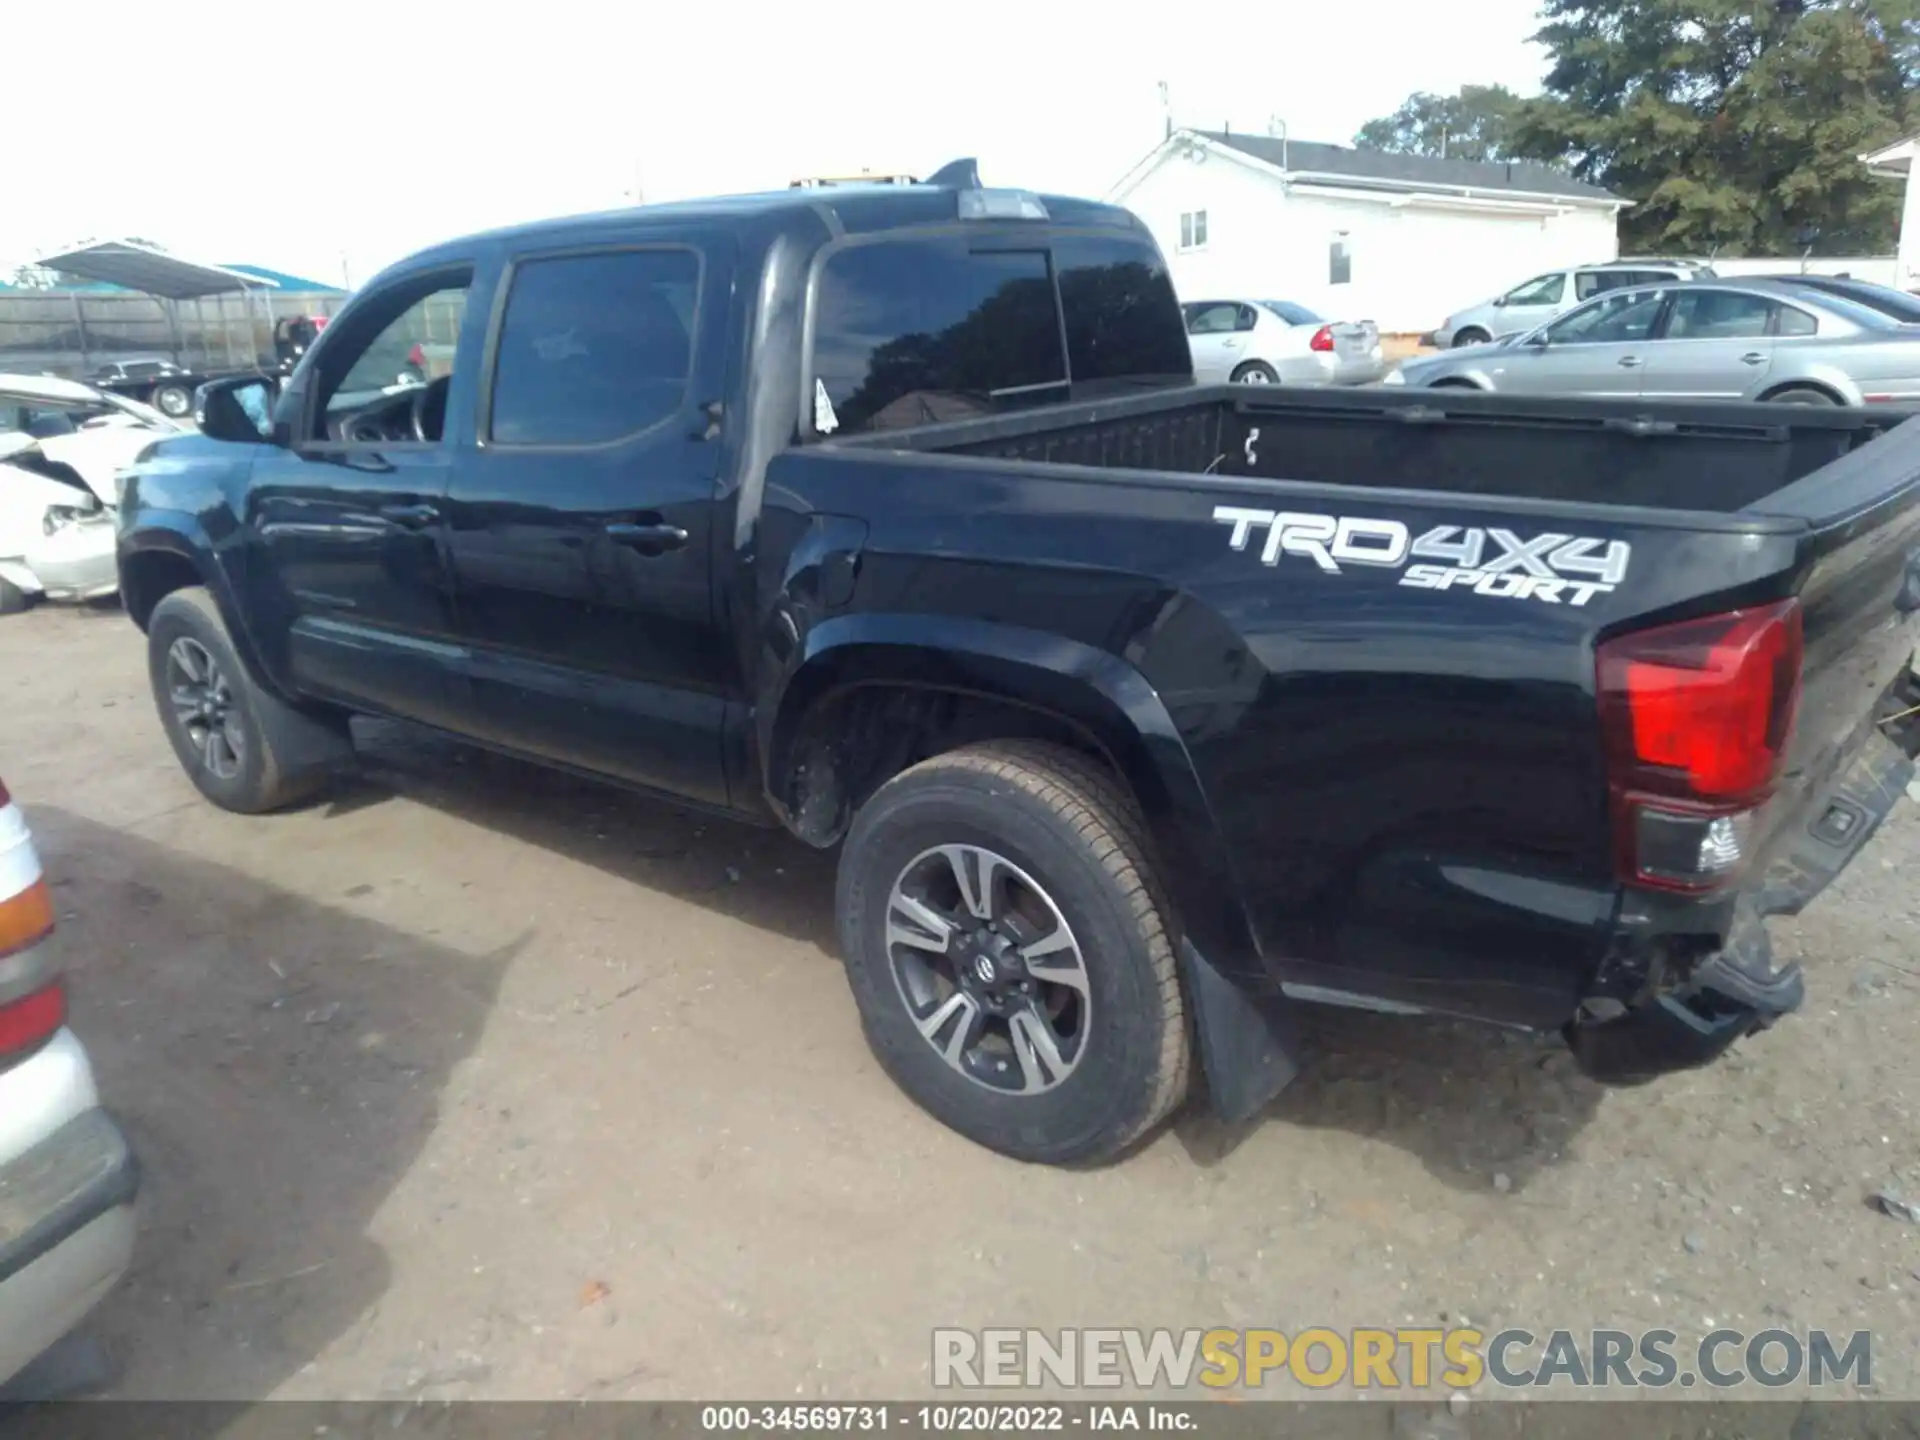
[119,522,280,697]
[1758,375,1853,406]
[761,614,1263,977]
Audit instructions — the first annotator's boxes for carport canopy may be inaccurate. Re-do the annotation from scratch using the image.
[32,240,279,299]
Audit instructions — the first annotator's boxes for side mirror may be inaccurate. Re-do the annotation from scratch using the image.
[1523,331,1550,348]
[196,375,280,444]
[1493,296,1510,308]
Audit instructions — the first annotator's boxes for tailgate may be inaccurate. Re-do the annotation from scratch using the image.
[1748,414,1920,903]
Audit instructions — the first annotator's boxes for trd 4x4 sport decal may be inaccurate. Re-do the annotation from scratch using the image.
[1211,507,1631,607]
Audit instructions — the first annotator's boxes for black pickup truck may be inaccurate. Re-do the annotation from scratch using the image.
[116,164,1920,1165]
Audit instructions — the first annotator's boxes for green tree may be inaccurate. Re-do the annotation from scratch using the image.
[1355,85,1524,162]
[1510,0,1917,254]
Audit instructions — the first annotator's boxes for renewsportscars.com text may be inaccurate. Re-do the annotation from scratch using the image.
[932,1327,1872,1392]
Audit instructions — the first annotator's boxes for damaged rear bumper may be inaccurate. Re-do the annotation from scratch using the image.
[1568,726,1914,1086]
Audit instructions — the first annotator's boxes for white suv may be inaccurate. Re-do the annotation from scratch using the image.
[1432,260,1716,348]
[0,778,137,1390]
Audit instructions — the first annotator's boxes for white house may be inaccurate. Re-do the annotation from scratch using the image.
[1860,133,1920,291]
[1106,129,1628,334]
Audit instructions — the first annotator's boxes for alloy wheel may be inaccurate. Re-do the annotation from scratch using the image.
[884,844,1091,1094]
[166,637,245,780]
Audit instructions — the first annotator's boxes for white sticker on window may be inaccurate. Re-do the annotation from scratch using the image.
[814,378,840,435]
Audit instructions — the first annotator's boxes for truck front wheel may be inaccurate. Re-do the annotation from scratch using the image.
[146,588,348,813]
[835,741,1190,1164]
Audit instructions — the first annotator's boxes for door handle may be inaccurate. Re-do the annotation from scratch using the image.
[1616,356,1643,368]
[378,502,440,528]
[605,521,689,557]
[1741,351,1767,365]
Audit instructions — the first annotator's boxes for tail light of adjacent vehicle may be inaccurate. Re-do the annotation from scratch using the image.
[1596,600,1803,892]
[0,778,65,1063]
[1309,325,1335,353]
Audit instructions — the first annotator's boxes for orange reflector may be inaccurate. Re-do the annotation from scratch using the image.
[0,877,56,959]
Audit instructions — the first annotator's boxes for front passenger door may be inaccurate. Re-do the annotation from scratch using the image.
[1507,288,1669,397]
[246,269,477,727]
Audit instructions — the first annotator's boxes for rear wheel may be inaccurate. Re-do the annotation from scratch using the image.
[150,382,194,419]
[1764,385,1840,406]
[146,588,348,813]
[1451,327,1492,347]
[1231,361,1280,385]
[836,741,1189,1165]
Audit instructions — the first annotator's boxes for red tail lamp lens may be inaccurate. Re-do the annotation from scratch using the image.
[1598,601,1803,806]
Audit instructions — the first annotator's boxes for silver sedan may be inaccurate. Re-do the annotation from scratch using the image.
[1386,277,1920,405]
[1183,300,1385,386]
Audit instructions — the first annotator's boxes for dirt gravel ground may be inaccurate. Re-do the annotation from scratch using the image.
[5,603,1920,1406]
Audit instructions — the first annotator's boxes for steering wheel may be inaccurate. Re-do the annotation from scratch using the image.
[409,376,450,442]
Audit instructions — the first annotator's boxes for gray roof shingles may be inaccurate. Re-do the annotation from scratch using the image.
[1197,131,1620,203]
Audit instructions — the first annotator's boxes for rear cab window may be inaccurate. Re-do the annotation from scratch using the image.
[808,230,1189,438]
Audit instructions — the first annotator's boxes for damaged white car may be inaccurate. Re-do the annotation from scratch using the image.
[0,374,184,614]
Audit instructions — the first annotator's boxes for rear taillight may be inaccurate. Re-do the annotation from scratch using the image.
[0,782,64,1062]
[1309,325,1335,353]
[0,985,64,1059]
[1596,600,1803,892]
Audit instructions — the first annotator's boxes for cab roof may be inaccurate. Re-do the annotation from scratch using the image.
[388,177,1146,281]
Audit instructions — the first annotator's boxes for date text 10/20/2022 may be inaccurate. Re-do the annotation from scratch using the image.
[700,1406,1195,1431]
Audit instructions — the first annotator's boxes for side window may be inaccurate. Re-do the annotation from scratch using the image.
[1574,271,1604,301]
[334,287,468,399]
[1505,272,1566,306]
[314,273,472,440]
[1663,289,1775,341]
[489,249,700,447]
[1187,303,1240,335]
[1545,289,1667,344]
[1234,305,1260,333]
[1329,233,1352,286]
[811,240,1065,435]
[1776,304,1818,337]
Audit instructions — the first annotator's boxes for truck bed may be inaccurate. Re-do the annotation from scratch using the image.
[841,383,1905,516]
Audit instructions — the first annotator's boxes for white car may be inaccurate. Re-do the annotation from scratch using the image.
[1182,300,1385,386]
[0,374,184,613]
[0,777,138,1389]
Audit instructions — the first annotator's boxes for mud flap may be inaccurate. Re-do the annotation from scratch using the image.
[1179,938,1304,1124]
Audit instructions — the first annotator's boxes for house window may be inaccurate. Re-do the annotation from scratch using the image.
[1179,210,1209,251]
[1329,233,1352,285]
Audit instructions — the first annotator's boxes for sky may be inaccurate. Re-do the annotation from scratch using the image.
[9,0,1550,289]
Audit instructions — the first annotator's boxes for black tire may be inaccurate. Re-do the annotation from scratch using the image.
[836,740,1190,1165]
[150,382,194,419]
[1231,361,1280,385]
[1451,328,1492,347]
[0,576,30,615]
[1763,385,1840,406]
[146,587,349,813]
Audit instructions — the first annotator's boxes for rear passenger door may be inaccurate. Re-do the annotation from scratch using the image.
[1637,287,1778,399]
[1185,303,1247,383]
[440,233,738,807]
